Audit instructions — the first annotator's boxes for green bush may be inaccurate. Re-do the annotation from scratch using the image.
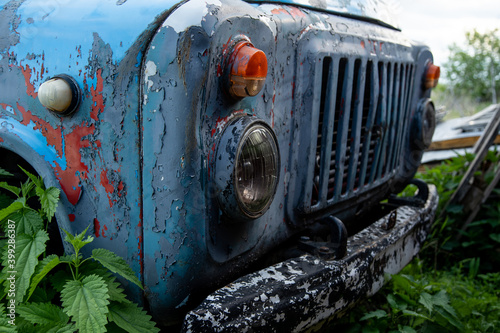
[0,167,159,332]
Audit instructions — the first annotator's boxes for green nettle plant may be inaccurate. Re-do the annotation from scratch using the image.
[0,167,159,332]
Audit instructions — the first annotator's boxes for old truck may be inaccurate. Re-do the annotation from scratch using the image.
[0,0,439,330]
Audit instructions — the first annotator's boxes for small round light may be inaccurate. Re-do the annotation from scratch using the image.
[235,124,279,217]
[38,74,81,115]
[215,117,280,219]
[224,40,268,98]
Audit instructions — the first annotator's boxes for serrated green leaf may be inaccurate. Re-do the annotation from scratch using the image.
[20,178,36,200]
[431,290,451,309]
[2,230,49,302]
[46,323,76,333]
[0,182,20,197]
[27,255,61,300]
[419,292,434,313]
[387,293,409,311]
[434,306,464,331]
[0,201,24,227]
[92,248,142,289]
[7,208,44,236]
[108,301,160,333]
[61,274,110,333]
[0,316,17,333]
[360,309,387,321]
[63,226,93,253]
[79,261,130,304]
[402,309,432,321]
[35,187,60,220]
[0,167,14,177]
[17,302,69,326]
[19,166,43,190]
[104,277,131,304]
[398,326,417,333]
[15,316,38,332]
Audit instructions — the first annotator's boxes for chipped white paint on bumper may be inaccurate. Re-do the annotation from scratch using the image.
[182,184,439,332]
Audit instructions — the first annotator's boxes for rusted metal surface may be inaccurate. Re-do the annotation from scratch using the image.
[182,184,438,332]
[0,0,437,327]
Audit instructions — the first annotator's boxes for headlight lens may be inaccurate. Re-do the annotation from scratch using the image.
[235,124,279,217]
[215,117,280,219]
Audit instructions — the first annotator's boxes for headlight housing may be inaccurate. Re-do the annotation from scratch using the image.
[215,116,280,219]
[411,98,436,150]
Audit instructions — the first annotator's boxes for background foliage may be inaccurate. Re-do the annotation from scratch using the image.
[329,151,500,333]
[444,29,499,105]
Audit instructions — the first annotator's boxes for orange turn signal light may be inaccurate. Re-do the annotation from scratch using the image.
[425,63,440,89]
[226,41,268,98]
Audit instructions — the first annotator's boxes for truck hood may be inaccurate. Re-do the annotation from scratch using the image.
[245,0,400,29]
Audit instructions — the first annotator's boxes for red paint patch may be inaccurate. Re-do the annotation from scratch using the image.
[100,170,115,194]
[101,224,108,238]
[271,8,288,15]
[94,218,101,237]
[68,214,76,222]
[90,69,104,121]
[13,99,94,206]
[56,123,94,205]
[20,65,38,98]
[117,181,124,196]
[288,7,306,18]
[17,103,64,156]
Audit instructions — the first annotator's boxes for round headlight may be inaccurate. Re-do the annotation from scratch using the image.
[411,98,436,150]
[215,117,280,219]
[235,124,279,216]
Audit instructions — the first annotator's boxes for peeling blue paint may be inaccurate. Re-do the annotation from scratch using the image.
[0,117,67,169]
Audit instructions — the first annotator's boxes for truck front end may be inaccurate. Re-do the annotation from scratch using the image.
[0,0,439,330]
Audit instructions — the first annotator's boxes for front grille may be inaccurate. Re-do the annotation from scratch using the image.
[310,56,415,210]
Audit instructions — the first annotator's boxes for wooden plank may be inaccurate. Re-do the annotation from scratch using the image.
[428,134,500,151]
[439,105,500,221]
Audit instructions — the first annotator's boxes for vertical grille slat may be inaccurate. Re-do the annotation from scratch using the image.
[345,59,365,194]
[373,61,388,182]
[334,59,354,199]
[358,60,378,188]
[309,53,415,211]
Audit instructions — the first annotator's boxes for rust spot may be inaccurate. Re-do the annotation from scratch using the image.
[94,218,101,237]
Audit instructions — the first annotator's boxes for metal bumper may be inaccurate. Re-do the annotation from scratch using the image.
[182,184,438,332]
